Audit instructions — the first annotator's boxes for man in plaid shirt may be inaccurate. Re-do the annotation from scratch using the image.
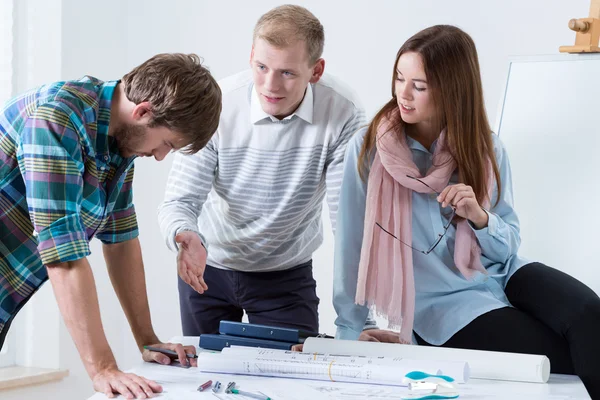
[0,53,221,398]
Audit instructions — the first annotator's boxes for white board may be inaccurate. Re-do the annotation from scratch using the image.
[495,54,600,295]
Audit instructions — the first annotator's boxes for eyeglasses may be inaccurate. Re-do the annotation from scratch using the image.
[375,175,456,255]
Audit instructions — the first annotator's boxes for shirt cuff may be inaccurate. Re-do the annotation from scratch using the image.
[37,215,91,265]
[97,228,139,244]
[470,209,500,242]
[335,326,362,341]
[97,211,139,244]
[174,226,207,251]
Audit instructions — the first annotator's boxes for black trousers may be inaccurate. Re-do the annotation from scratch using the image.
[178,260,320,335]
[416,262,600,399]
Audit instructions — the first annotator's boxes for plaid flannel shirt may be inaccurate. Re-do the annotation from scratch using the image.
[0,76,138,342]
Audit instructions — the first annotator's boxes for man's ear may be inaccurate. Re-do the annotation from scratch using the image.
[131,101,153,123]
[249,46,255,68]
[309,58,325,84]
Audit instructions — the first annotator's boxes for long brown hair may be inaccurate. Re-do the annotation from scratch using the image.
[358,25,501,206]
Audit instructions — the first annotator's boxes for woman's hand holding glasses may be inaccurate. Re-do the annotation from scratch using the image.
[437,183,488,229]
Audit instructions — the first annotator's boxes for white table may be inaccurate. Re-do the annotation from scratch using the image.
[87,337,590,399]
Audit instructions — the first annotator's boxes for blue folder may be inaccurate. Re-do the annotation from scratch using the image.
[219,320,332,343]
[199,333,297,351]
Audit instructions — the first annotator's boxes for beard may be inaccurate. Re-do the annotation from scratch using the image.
[112,124,146,158]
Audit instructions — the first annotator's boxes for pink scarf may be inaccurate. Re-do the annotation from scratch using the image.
[355,110,490,344]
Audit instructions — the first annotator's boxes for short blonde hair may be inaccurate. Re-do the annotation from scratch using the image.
[253,5,325,64]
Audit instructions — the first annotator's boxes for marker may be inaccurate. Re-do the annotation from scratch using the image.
[143,346,198,359]
[225,381,236,393]
[230,389,271,400]
[197,380,213,392]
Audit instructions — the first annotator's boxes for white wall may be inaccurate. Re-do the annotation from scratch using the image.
[4,1,591,399]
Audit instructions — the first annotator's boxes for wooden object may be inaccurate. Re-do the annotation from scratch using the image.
[0,366,68,391]
[559,0,600,53]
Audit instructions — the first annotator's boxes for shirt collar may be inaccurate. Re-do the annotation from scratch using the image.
[95,80,119,160]
[405,130,441,154]
[250,83,314,124]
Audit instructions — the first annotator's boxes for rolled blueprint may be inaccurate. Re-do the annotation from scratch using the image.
[303,338,550,383]
[197,346,470,386]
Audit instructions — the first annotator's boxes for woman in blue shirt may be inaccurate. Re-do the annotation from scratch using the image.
[333,25,600,397]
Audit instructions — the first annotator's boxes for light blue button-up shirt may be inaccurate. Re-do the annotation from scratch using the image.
[333,127,529,345]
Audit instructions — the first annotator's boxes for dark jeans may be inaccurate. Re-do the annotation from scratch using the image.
[178,260,320,335]
[416,262,600,399]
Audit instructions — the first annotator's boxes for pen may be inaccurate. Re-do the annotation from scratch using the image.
[143,346,198,359]
[197,380,213,392]
[212,381,222,393]
[230,389,271,400]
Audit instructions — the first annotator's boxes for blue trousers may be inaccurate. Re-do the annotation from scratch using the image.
[178,260,320,335]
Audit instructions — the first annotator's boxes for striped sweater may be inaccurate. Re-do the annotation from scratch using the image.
[158,70,365,271]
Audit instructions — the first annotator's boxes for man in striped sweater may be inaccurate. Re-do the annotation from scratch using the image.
[158,5,368,335]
